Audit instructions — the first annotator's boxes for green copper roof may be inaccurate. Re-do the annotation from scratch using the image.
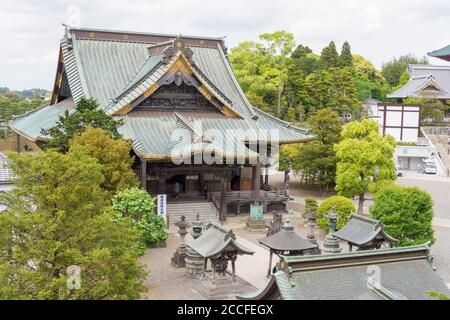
[429,44,450,61]
[9,98,75,141]
[239,244,450,300]
[10,27,314,155]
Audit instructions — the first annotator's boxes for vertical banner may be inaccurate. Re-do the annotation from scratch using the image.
[157,194,167,225]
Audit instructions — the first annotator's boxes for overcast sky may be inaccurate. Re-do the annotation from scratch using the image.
[1,0,450,90]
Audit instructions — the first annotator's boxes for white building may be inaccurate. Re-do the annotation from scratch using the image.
[363,100,447,176]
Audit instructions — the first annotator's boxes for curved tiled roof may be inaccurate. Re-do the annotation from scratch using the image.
[387,64,450,99]
[10,26,314,157]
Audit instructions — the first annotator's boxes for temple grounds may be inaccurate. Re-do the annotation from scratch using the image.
[140,169,450,299]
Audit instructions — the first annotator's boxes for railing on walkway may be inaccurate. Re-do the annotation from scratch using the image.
[210,186,288,215]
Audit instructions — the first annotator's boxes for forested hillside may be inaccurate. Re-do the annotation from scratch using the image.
[229,31,428,122]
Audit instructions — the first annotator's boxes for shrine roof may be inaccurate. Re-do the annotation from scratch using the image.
[186,219,254,258]
[428,44,450,61]
[333,214,398,246]
[238,244,450,300]
[258,220,318,252]
[387,64,450,99]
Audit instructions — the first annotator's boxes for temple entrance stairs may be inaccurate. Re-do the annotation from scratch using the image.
[166,198,219,226]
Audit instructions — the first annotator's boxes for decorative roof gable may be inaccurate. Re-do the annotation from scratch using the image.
[107,39,242,118]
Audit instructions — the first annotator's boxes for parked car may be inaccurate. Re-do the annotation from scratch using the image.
[395,165,404,177]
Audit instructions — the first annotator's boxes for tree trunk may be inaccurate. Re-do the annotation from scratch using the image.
[357,193,365,215]
[277,81,284,117]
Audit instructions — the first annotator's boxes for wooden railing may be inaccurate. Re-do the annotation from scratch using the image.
[211,188,288,215]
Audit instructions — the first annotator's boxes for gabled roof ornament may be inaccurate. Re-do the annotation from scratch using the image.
[162,38,194,65]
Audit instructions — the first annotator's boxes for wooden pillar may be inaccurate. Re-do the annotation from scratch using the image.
[220,172,227,223]
[141,158,147,190]
[211,260,216,284]
[158,166,166,194]
[264,166,269,185]
[253,158,261,204]
[16,133,21,153]
[267,250,273,277]
[231,259,236,281]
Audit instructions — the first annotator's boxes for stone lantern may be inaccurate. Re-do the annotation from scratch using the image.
[171,215,189,268]
[322,208,342,253]
[185,214,205,278]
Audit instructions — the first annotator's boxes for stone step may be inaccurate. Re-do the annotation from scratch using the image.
[166,201,218,225]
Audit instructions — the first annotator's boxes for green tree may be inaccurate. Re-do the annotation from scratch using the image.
[370,184,435,246]
[280,108,341,195]
[317,196,356,232]
[112,187,168,251]
[286,106,296,122]
[259,31,296,117]
[303,197,318,219]
[339,41,353,67]
[320,41,339,68]
[0,151,146,299]
[69,127,138,195]
[42,97,123,153]
[334,119,396,214]
[112,187,156,221]
[381,54,428,87]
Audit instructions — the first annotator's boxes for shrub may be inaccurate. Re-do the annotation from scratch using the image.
[136,214,169,248]
[112,187,155,220]
[112,187,168,253]
[370,185,434,246]
[317,196,356,232]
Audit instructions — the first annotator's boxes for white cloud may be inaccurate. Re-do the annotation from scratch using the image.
[1,0,450,90]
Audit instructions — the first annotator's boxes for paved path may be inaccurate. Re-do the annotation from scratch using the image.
[231,236,274,290]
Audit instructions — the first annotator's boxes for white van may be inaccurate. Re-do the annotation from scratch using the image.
[422,159,436,174]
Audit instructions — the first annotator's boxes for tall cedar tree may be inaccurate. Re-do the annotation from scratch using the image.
[42,97,123,153]
[0,151,146,299]
[320,41,339,68]
[339,41,353,67]
[69,127,138,196]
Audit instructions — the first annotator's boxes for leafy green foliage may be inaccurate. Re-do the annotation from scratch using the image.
[317,196,356,232]
[112,187,168,250]
[69,127,138,196]
[370,185,435,246]
[334,119,396,214]
[112,187,156,221]
[0,151,146,299]
[427,291,450,300]
[279,108,341,195]
[0,95,46,121]
[230,33,393,120]
[42,97,124,153]
[303,197,318,218]
[382,54,428,87]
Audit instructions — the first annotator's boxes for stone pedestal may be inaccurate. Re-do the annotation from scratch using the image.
[185,246,204,279]
[245,203,267,233]
[198,272,255,299]
[171,247,188,268]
